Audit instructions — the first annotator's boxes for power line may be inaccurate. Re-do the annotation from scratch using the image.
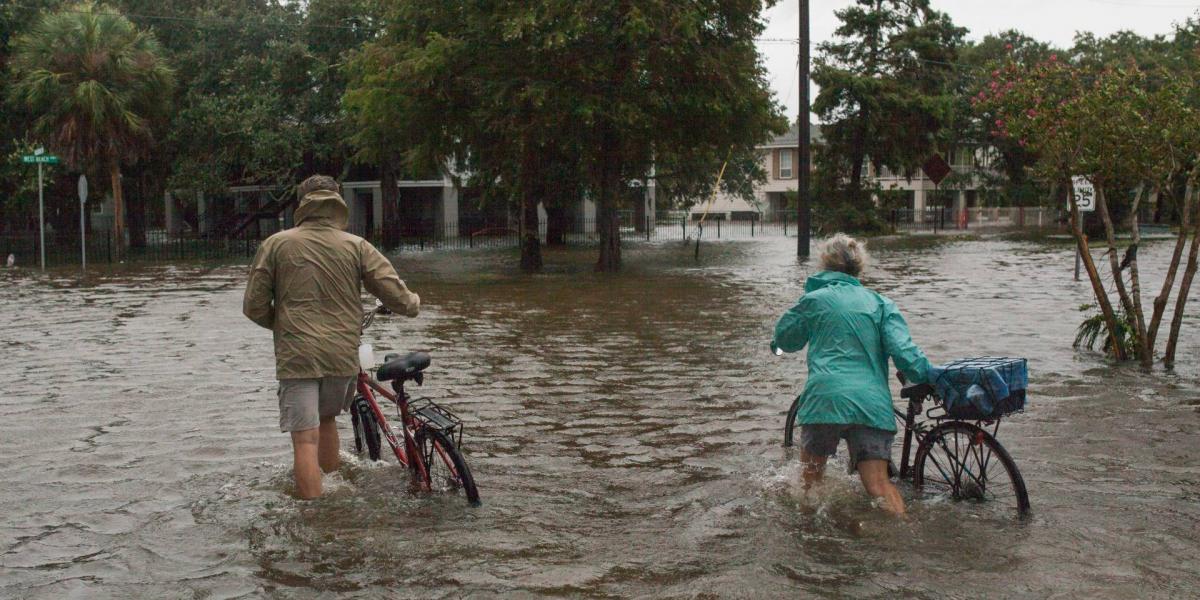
[1078,0,1200,8]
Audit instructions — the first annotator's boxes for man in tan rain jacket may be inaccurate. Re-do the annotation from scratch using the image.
[244,175,420,499]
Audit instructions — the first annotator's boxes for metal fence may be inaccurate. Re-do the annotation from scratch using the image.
[2,216,808,267]
[0,207,1061,267]
[886,207,1057,233]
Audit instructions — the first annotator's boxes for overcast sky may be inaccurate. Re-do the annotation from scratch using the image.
[758,0,1200,123]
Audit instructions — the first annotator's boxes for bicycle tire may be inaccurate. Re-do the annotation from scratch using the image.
[350,396,382,461]
[415,427,481,506]
[913,420,1030,517]
[783,395,802,447]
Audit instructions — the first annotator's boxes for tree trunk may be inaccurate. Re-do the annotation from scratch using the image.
[380,162,399,249]
[1148,170,1195,350]
[848,114,869,197]
[545,205,569,246]
[520,198,542,272]
[1095,185,1140,358]
[127,174,147,249]
[1164,185,1200,369]
[595,127,622,272]
[519,141,543,273]
[1125,184,1151,369]
[109,162,125,261]
[1070,188,1126,361]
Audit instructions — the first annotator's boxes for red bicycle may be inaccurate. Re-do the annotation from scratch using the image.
[349,304,480,505]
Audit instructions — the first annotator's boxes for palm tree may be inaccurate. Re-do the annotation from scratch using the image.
[8,2,173,259]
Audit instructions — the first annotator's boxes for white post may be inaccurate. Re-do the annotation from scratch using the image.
[79,176,87,272]
[38,162,45,271]
[80,204,86,272]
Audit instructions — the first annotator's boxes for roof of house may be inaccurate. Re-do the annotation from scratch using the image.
[760,123,824,149]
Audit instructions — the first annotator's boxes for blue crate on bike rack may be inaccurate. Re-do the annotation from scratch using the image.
[929,357,1028,420]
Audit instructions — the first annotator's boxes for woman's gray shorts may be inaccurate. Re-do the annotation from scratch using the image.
[800,424,895,474]
[277,377,355,433]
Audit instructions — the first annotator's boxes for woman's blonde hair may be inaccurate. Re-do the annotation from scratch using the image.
[817,233,869,277]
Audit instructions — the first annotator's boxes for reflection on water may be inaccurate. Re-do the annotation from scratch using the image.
[2,235,1199,598]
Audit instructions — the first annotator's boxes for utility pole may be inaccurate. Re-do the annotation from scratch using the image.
[797,0,812,258]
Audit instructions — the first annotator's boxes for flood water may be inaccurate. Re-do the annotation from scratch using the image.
[2,234,1199,599]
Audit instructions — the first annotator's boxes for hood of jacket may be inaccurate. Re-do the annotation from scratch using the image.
[804,270,862,293]
[294,189,349,230]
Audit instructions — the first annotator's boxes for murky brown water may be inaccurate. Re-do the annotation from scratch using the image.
[2,235,1200,598]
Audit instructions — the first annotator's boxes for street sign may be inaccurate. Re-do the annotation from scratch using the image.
[78,174,88,204]
[22,155,60,164]
[923,153,952,186]
[1071,176,1096,212]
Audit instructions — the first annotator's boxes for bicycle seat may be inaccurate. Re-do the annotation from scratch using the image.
[377,351,431,382]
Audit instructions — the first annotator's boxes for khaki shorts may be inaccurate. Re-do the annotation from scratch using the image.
[800,424,895,475]
[277,377,355,432]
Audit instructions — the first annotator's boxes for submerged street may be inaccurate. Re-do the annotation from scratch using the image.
[2,235,1199,598]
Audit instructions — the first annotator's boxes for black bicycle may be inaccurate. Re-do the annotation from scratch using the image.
[783,371,1030,518]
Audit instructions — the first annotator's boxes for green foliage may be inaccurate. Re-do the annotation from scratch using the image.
[950,31,1059,206]
[344,0,786,270]
[813,0,966,196]
[978,53,1200,197]
[139,0,344,192]
[7,1,174,170]
[1074,305,1136,358]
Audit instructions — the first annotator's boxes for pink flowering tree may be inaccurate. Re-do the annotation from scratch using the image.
[979,56,1200,368]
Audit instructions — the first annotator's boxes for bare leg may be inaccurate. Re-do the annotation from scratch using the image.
[291,428,322,499]
[800,449,828,490]
[858,459,905,516]
[318,416,340,473]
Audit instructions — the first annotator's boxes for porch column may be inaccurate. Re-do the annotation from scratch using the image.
[371,185,383,237]
[583,196,597,234]
[441,183,459,239]
[197,191,208,235]
[647,181,657,229]
[165,191,182,236]
[913,188,926,223]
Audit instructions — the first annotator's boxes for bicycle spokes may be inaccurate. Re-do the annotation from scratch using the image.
[919,425,1023,513]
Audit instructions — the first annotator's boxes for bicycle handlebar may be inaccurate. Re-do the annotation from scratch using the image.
[360,302,390,332]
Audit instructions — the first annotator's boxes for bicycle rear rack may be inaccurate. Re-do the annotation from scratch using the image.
[410,398,465,449]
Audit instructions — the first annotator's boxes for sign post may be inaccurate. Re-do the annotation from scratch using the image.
[1071,176,1097,281]
[922,154,952,233]
[22,149,60,271]
[78,174,88,272]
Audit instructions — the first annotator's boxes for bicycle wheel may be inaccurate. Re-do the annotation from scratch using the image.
[783,395,802,447]
[415,428,480,506]
[913,420,1030,517]
[350,396,382,461]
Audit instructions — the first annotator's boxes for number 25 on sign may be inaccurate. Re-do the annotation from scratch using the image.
[1071,176,1096,213]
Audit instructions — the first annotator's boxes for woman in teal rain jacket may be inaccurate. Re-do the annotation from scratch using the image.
[773,234,931,515]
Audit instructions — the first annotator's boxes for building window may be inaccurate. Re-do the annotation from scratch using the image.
[779,149,794,179]
[954,147,973,168]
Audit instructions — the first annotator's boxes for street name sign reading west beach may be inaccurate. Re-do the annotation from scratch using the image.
[21,154,60,164]
[24,150,61,270]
